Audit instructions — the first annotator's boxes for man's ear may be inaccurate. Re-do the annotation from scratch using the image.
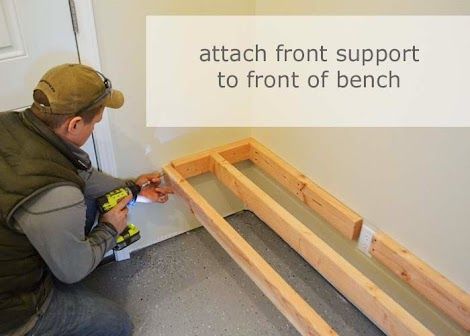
[67,116,84,134]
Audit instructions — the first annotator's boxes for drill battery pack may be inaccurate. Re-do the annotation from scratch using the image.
[114,224,141,251]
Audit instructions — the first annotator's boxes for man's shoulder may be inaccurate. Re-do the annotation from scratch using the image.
[20,185,84,215]
[0,111,20,129]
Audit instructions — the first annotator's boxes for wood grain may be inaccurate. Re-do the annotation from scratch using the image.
[250,138,362,240]
[170,138,251,178]
[210,153,432,336]
[164,164,337,336]
[371,232,470,331]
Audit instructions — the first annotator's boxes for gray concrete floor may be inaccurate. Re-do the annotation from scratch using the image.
[84,210,384,336]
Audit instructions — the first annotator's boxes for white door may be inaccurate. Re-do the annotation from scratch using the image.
[0,0,97,166]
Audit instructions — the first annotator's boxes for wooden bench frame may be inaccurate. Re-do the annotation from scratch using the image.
[163,138,433,336]
[371,232,470,331]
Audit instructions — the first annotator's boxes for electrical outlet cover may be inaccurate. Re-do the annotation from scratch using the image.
[357,225,376,256]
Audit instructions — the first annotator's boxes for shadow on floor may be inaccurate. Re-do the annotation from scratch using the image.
[84,210,384,336]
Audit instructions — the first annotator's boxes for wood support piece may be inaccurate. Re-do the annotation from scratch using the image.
[164,164,337,336]
[170,137,362,241]
[249,138,362,240]
[170,138,251,178]
[371,232,470,331]
[210,153,432,336]
[167,138,468,335]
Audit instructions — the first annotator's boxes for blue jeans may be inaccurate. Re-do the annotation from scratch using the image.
[26,281,133,336]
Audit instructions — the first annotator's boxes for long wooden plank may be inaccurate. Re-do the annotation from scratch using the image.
[210,153,432,336]
[171,138,251,178]
[249,138,362,240]
[164,164,337,336]
[371,232,470,331]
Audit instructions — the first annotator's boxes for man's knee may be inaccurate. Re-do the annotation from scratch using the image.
[115,309,134,336]
[98,303,134,336]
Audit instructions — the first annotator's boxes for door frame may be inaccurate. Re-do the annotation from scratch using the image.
[73,0,117,176]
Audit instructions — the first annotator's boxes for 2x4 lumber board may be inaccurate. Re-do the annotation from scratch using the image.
[249,139,362,240]
[163,164,337,336]
[371,232,470,331]
[171,138,251,178]
[210,153,432,336]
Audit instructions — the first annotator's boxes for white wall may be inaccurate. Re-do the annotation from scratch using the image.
[252,128,470,293]
[255,0,470,15]
[91,0,255,250]
[92,0,469,297]
[253,0,470,295]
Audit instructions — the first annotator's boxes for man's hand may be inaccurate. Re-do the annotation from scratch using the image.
[140,186,174,203]
[100,195,132,234]
[135,172,162,188]
[135,171,173,203]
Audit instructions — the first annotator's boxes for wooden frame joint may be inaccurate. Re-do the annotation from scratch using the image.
[166,138,435,335]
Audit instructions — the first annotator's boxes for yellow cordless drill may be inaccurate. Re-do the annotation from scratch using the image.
[96,183,144,250]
